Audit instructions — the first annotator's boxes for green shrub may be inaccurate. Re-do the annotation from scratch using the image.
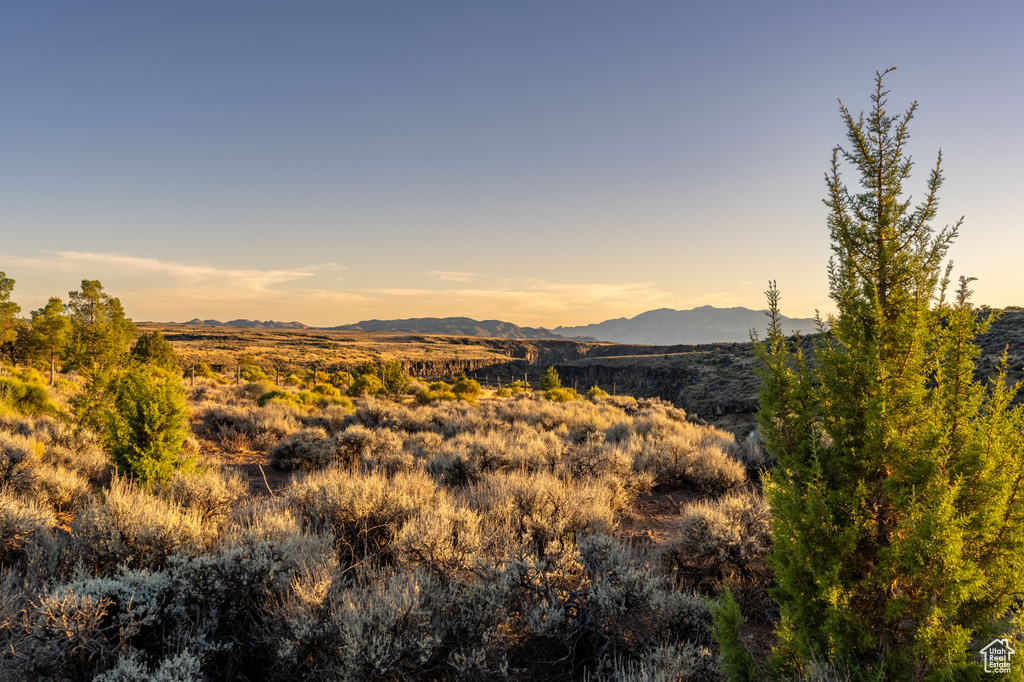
[381,360,410,397]
[324,371,353,389]
[242,379,275,400]
[347,373,384,397]
[0,377,57,416]
[294,390,319,405]
[15,368,46,386]
[452,374,482,398]
[256,389,302,408]
[543,387,580,402]
[586,385,609,399]
[316,394,353,411]
[240,364,268,382]
[193,362,226,383]
[106,364,190,485]
[312,383,341,398]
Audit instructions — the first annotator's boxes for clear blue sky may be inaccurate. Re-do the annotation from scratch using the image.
[2,1,1021,326]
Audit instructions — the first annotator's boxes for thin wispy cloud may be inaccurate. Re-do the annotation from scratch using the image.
[422,271,482,282]
[6,251,676,327]
[10,252,320,292]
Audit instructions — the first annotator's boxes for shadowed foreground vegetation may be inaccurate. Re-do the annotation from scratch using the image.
[0,368,777,681]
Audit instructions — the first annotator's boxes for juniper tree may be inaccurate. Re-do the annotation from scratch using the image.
[64,279,136,372]
[753,69,1024,678]
[541,366,561,391]
[30,297,70,384]
[130,329,180,374]
[0,271,22,360]
[106,362,189,485]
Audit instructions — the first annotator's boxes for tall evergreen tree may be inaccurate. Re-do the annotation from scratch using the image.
[64,279,136,372]
[755,69,1023,678]
[130,329,180,374]
[31,297,70,385]
[0,272,22,361]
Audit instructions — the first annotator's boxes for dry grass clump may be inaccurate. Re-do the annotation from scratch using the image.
[196,402,302,451]
[394,499,483,576]
[669,490,770,578]
[163,467,247,534]
[464,470,618,560]
[0,430,95,518]
[0,488,57,570]
[285,467,443,567]
[664,488,772,621]
[70,477,204,574]
[268,427,333,471]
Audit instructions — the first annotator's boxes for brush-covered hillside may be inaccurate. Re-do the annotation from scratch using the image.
[0,359,774,681]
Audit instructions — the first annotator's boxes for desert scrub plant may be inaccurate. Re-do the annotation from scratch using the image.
[8,414,109,487]
[664,489,771,589]
[0,431,42,495]
[0,487,58,571]
[7,577,152,680]
[319,568,453,680]
[464,470,617,560]
[333,424,405,470]
[586,384,609,399]
[197,402,301,451]
[284,467,443,568]
[578,535,718,680]
[163,467,247,536]
[393,499,484,577]
[630,429,747,493]
[0,432,89,519]
[242,379,276,401]
[268,427,334,471]
[28,463,91,520]
[106,363,190,485]
[70,477,203,574]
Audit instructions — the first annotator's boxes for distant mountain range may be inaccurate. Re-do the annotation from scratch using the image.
[554,306,820,344]
[329,317,566,340]
[168,306,820,344]
[177,319,310,329]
